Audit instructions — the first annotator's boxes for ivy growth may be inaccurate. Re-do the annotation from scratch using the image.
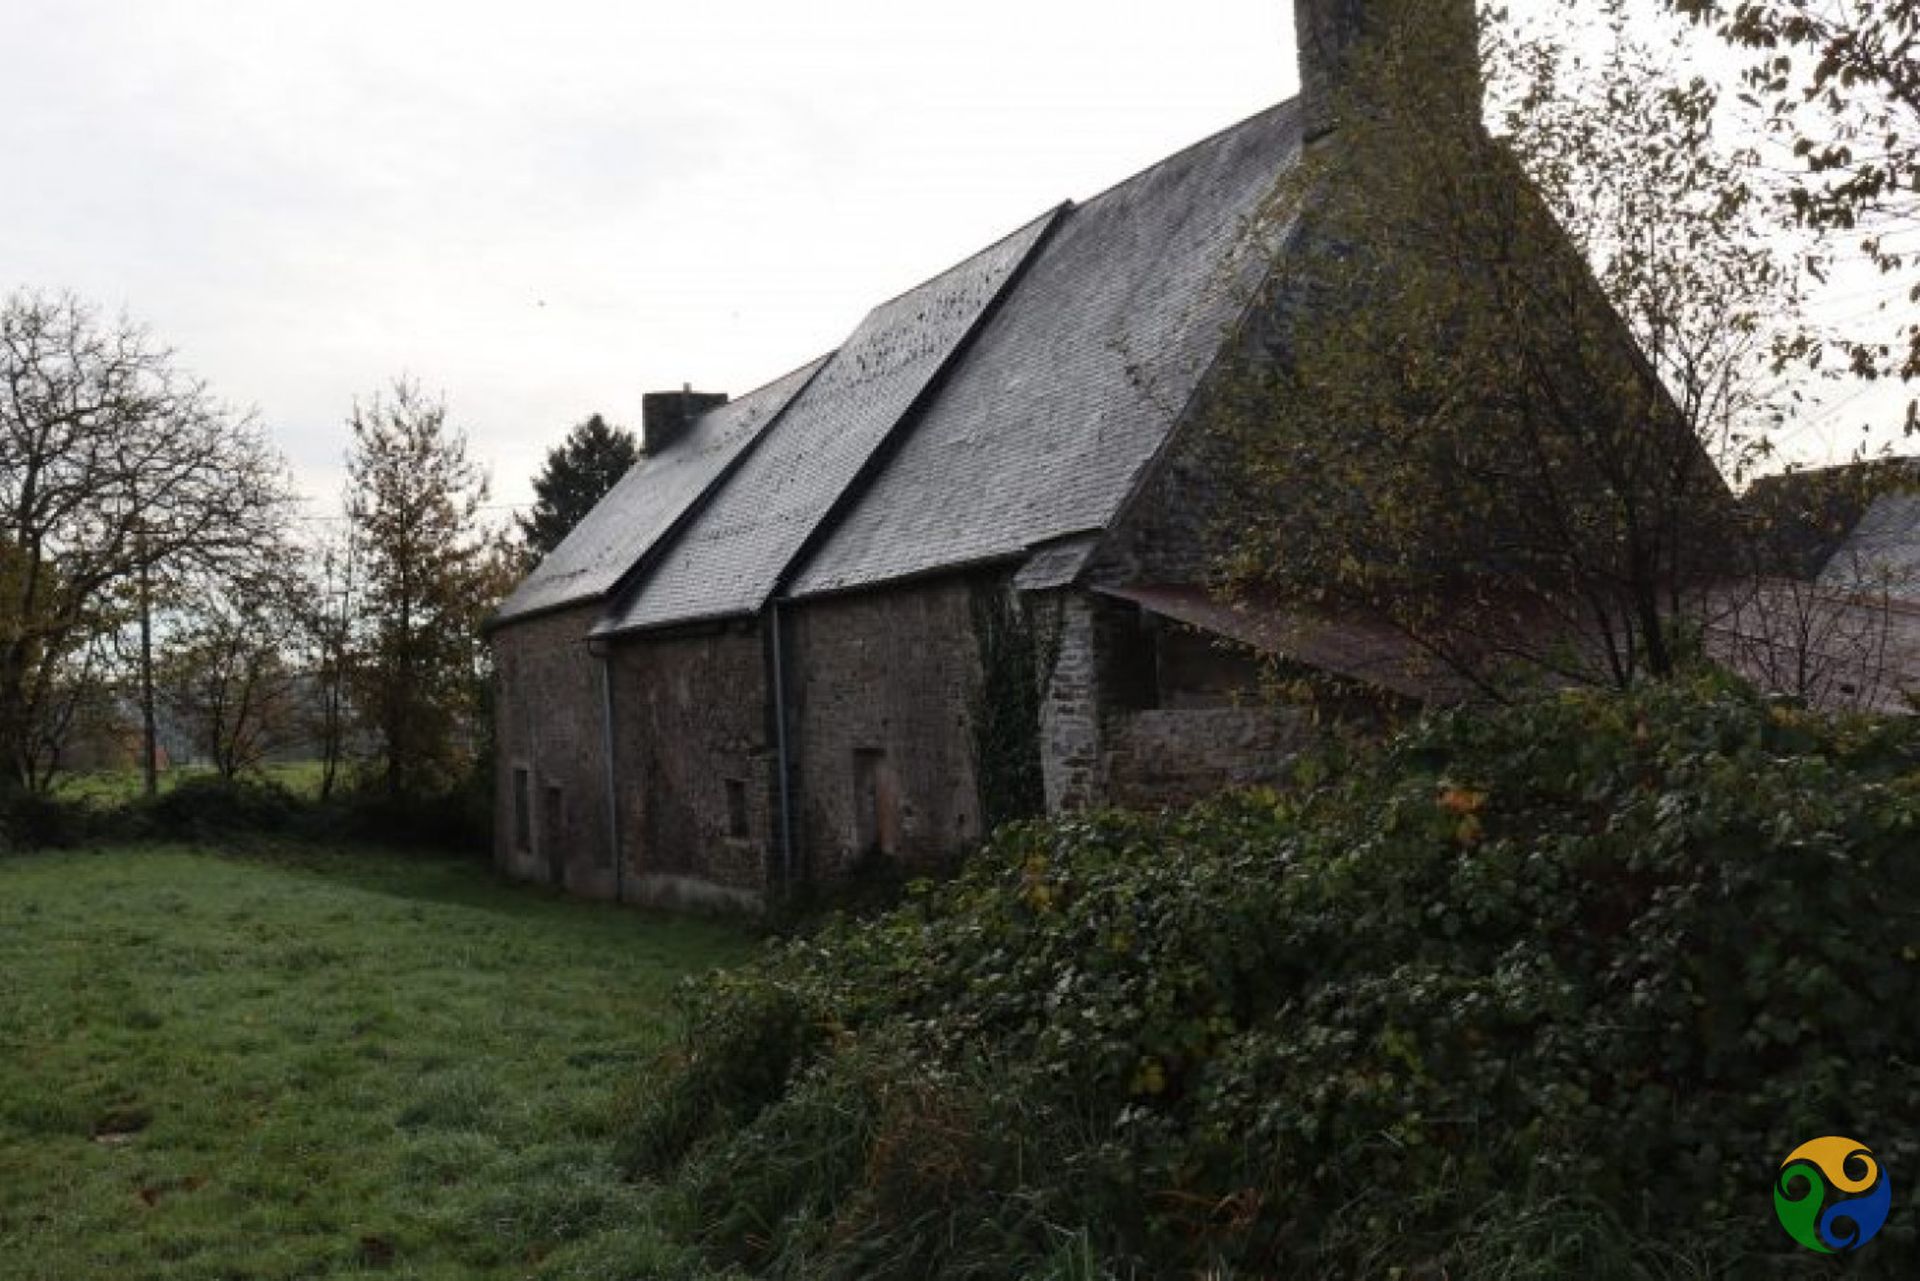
[966,582,1055,835]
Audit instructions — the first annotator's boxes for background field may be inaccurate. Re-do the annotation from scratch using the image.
[0,845,749,1280]
[51,763,330,805]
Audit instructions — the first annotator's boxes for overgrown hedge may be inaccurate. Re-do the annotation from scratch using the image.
[0,772,492,855]
[619,677,1920,1279]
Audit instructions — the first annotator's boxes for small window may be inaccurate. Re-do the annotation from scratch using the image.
[725,779,750,840]
[512,768,531,852]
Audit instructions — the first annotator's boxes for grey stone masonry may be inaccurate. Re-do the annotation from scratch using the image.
[785,576,988,880]
[1039,592,1102,812]
[492,603,614,896]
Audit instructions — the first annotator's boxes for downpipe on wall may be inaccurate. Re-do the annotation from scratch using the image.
[770,600,795,895]
[593,641,625,903]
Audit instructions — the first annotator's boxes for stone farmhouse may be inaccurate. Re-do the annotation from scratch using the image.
[485,0,1787,908]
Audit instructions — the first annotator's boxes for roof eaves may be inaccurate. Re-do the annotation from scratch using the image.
[589,603,759,642]
[780,548,1031,606]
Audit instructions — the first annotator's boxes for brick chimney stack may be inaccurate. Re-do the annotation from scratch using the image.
[641,384,728,454]
[1295,0,1482,144]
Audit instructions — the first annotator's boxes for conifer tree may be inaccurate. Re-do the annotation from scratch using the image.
[516,414,639,558]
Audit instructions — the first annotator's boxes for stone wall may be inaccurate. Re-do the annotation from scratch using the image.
[606,621,775,912]
[493,584,1310,912]
[1038,590,1101,811]
[784,575,989,880]
[1102,706,1308,808]
[1038,591,1307,812]
[490,604,614,895]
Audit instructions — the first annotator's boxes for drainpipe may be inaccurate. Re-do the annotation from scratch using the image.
[596,645,625,902]
[770,601,795,894]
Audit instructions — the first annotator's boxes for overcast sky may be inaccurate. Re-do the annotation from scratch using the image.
[3,0,1909,526]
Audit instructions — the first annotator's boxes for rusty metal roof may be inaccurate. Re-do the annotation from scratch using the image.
[1096,582,1475,703]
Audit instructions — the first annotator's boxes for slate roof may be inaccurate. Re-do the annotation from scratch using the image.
[595,208,1062,636]
[500,101,1303,637]
[493,357,824,624]
[1744,457,1920,586]
[788,101,1300,600]
[1820,490,1920,597]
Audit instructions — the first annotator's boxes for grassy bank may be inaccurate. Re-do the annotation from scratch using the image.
[0,844,749,1280]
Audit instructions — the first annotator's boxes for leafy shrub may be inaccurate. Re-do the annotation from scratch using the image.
[616,979,827,1177]
[0,787,89,852]
[620,676,1920,1278]
[321,778,491,854]
[121,773,303,839]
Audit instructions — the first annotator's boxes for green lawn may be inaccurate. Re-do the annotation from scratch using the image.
[0,844,751,1280]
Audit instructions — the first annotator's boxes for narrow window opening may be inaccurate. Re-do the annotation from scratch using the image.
[725,778,750,840]
[512,768,531,852]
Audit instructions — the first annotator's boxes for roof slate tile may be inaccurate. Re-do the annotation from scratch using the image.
[492,357,823,623]
[596,208,1060,635]
[786,102,1300,599]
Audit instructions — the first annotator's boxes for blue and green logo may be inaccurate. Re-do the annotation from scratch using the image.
[1774,1136,1890,1253]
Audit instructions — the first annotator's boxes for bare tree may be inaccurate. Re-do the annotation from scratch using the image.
[1667,0,1919,417]
[298,524,360,801]
[0,290,292,792]
[156,562,306,780]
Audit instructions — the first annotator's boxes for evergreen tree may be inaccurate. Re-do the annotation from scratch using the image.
[344,379,494,798]
[516,414,639,558]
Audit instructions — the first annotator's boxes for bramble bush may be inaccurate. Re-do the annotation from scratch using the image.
[619,676,1920,1279]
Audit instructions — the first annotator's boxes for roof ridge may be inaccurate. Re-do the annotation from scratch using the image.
[697,351,840,416]
[832,101,1296,332]
[1070,97,1297,213]
[853,202,1072,317]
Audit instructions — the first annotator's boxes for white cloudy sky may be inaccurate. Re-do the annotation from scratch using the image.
[3,0,1909,525]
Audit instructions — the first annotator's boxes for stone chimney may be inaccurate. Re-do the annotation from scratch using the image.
[1296,0,1482,144]
[641,384,728,454]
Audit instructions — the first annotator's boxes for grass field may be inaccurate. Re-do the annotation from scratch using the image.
[51,762,331,804]
[0,844,750,1280]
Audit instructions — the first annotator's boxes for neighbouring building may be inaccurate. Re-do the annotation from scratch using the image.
[1710,460,1920,715]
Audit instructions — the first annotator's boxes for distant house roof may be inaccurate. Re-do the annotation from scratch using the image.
[493,358,825,624]
[496,101,1304,638]
[1743,457,1920,584]
[1705,578,1920,715]
[1821,489,1920,596]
